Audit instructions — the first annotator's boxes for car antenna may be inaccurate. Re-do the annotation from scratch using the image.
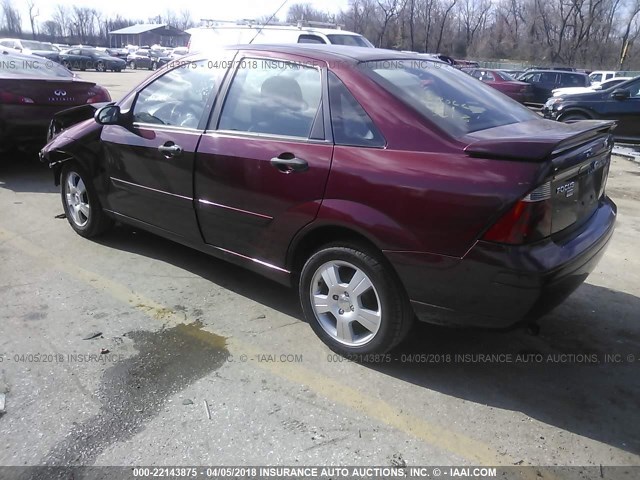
[248,0,290,44]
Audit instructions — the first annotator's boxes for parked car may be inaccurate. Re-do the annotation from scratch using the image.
[498,69,525,79]
[104,47,129,58]
[518,70,590,105]
[543,75,640,143]
[0,49,110,154]
[40,45,617,355]
[60,48,126,72]
[169,47,189,60]
[552,77,632,97]
[187,23,373,52]
[463,68,533,103]
[0,38,60,63]
[126,49,169,70]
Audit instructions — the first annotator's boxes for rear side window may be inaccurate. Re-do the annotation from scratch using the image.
[298,35,325,44]
[559,73,587,87]
[328,72,384,148]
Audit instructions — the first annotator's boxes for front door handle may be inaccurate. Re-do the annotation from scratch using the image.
[270,154,308,173]
[158,142,183,158]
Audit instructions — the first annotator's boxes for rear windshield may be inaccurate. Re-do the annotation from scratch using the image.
[0,53,73,78]
[327,34,373,47]
[363,60,537,136]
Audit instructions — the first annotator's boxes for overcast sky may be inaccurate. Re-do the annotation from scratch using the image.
[18,0,350,31]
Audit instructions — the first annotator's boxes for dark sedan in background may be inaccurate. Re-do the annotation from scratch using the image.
[40,45,616,354]
[0,49,111,153]
[126,49,171,70]
[463,68,532,103]
[60,48,126,72]
[543,75,640,143]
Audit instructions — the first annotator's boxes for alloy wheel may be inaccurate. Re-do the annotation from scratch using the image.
[309,260,382,346]
[64,171,90,228]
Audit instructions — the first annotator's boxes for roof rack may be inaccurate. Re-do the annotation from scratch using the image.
[198,18,343,30]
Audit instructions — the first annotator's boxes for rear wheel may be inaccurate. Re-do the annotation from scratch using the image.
[151,61,158,70]
[96,61,105,72]
[299,242,413,355]
[129,61,136,70]
[61,163,113,238]
[62,60,71,69]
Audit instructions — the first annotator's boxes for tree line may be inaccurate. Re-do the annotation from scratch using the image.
[0,0,195,46]
[291,0,640,69]
[2,0,640,69]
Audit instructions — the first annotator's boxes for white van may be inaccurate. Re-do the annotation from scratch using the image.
[186,22,374,53]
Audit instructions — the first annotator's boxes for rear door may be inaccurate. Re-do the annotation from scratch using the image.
[102,58,230,241]
[194,53,334,266]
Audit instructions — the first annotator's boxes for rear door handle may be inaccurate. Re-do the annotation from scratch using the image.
[270,154,308,173]
[158,142,183,158]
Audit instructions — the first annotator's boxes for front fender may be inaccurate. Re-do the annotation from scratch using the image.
[40,119,103,186]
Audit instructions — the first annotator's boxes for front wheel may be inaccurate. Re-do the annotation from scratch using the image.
[61,163,113,238]
[151,61,158,70]
[96,61,105,72]
[129,61,136,70]
[299,243,414,355]
[559,112,589,122]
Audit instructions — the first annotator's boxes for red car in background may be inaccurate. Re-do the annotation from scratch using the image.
[0,48,111,154]
[463,68,532,104]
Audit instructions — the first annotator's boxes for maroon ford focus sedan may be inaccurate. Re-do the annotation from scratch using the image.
[40,45,616,355]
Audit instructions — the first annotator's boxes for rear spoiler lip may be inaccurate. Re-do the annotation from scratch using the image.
[463,120,617,161]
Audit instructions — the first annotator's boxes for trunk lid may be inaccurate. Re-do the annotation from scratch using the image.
[0,77,97,106]
[465,118,615,237]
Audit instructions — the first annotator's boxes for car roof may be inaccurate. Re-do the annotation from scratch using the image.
[218,44,446,65]
[523,69,587,76]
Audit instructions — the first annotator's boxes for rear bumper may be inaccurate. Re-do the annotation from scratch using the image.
[386,196,617,327]
[0,105,80,150]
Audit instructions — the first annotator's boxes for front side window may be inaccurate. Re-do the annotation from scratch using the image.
[133,61,222,128]
[364,59,538,136]
[218,59,322,138]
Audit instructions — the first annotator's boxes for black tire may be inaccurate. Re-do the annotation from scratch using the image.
[60,162,113,238]
[129,61,136,70]
[62,60,71,70]
[151,61,158,70]
[299,242,414,355]
[559,112,589,122]
[96,61,105,72]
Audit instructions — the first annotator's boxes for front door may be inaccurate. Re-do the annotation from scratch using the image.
[103,59,227,241]
[194,54,334,267]
[601,78,640,141]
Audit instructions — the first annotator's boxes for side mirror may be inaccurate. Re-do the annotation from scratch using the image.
[612,88,630,100]
[95,105,122,125]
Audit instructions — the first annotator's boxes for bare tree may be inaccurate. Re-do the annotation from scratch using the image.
[27,0,39,38]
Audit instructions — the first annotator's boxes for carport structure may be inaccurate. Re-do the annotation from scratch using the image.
[108,23,189,48]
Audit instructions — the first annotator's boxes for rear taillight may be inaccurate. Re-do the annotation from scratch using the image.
[86,86,111,104]
[0,91,35,104]
[482,182,552,245]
